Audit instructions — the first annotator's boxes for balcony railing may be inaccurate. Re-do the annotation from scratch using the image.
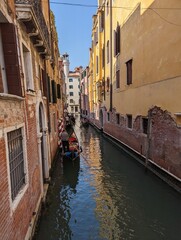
[15,0,50,55]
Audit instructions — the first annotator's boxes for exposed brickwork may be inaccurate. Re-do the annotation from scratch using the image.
[0,97,42,240]
[150,106,181,179]
[91,106,181,181]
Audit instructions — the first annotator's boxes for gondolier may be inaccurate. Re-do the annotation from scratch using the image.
[61,129,69,152]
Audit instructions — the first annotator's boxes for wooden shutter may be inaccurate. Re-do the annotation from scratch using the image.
[51,80,57,103]
[42,69,48,97]
[57,84,61,99]
[47,75,51,103]
[1,23,22,96]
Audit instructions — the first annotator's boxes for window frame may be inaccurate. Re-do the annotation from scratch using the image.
[5,124,28,212]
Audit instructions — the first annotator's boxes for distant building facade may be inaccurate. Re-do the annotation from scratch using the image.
[67,67,81,115]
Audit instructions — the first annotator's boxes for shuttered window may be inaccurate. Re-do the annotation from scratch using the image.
[47,75,51,103]
[57,84,61,99]
[114,25,120,57]
[51,80,57,103]
[42,69,48,97]
[1,23,22,96]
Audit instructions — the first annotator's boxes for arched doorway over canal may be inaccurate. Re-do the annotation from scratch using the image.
[37,101,50,193]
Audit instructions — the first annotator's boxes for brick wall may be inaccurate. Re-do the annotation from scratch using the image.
[0,97,42,240]
[95,106,181,180]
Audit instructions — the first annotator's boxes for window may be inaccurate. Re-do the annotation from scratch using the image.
[116,113,120,124]
[75,106,78,112]
[116,70,120,88]
[107,112,110,121]
[99,10,104,32]
[71,106,74,112]
[94,28,98,45]
[22,44,34,91]
[126,59,132,85]
[102,45,105,68]
[127,115,132,129]
[142,118,148,134]
[7,128,26,201]
[0,23,22,96]
[107,40,109,64]
[70,99,74,103]
[51,80,57,103]
[106,1,109,15]
[69,85,73,89]
[57,84,61,99]
[69,78,73,82]
[53,112,56,133]
[70,92,73,96]
[114,25,120,57]
[106,77,110,92]
[96,56,99,74]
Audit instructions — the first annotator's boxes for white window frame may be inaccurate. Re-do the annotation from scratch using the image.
[22,42,34,91]
[4,123,29,214]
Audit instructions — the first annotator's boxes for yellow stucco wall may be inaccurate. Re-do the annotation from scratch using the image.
[111,0,181,117]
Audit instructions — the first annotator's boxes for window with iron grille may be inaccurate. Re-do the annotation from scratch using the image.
[107,112,110,121]
[142,117,148,134]
[116,113,120,124]
[127,115,132,129]
[7,128,25,201]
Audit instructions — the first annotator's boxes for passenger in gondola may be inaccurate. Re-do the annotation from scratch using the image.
[61,129,69,152]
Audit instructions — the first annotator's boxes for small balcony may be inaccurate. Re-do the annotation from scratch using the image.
[15,0,50,56]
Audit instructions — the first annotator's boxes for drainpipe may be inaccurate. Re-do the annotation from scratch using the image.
[110,0,113,112]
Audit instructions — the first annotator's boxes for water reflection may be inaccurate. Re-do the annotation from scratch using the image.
[35,124,181,240]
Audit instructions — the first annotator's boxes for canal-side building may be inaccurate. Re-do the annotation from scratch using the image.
[80,66,90,120]
[67,67,81,115]
[0,1,63,239]
[89,0,181,187]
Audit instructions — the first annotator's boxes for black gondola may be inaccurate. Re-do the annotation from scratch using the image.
[62,130,82,162]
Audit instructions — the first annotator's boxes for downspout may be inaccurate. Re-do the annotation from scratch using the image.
[110,0,113,111]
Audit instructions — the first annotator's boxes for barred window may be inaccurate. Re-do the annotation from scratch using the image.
[7,128,25,201]
[127,115,132,129]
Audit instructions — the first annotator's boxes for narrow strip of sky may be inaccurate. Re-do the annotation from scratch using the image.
[50,0,97,70]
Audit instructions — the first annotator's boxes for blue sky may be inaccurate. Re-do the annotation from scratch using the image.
[50,1,97,70]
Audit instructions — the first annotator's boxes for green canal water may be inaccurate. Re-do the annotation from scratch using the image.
[34,124,181,240]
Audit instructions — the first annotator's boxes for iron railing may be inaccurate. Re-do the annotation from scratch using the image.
[15,0,50,50]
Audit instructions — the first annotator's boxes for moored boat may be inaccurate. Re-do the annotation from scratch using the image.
[62,130,82,162]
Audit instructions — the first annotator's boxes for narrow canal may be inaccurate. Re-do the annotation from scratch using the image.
[34,123,181,240]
